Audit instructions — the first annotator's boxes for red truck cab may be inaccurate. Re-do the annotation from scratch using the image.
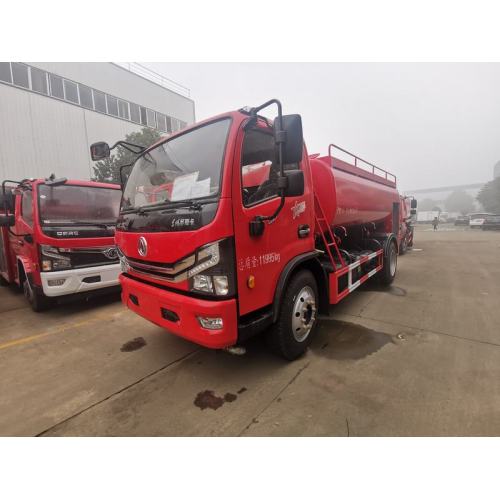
[0,177,122,311]
[92,99,401,359]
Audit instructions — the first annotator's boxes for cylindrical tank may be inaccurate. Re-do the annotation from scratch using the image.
[310,155,400,230]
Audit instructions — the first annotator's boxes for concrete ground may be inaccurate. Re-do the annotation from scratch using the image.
[1,225,499,436]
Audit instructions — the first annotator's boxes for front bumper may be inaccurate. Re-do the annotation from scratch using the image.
[120,274,238,349]
[40,263,121,297]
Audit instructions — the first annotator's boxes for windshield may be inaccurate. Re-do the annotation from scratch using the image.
[38,184,121,224]
[121,118,231,212]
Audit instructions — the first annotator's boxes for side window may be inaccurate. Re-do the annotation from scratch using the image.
[21,191,33,226]
[241,128,279,206]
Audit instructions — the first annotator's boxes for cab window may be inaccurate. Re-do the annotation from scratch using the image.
[241,128,279,207]
[21,191,33,226]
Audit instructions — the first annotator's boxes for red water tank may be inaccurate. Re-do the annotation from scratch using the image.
[310,152,400,230]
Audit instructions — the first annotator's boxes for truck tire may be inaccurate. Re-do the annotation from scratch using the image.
[268,269,318,360]
[378,239,397,286]
[23,276,52,312]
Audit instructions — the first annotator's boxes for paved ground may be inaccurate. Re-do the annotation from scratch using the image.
[1,225,499,436]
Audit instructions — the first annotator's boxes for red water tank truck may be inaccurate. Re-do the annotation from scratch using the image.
[91,99,403,360]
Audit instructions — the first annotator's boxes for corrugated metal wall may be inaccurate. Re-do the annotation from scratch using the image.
[0,63,195,181]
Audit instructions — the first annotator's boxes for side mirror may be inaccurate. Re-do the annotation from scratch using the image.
[0,214,15,227]
[410,199,417,209]
[274,114,303,164]
[90,142,111,161]
[284,170,304,197]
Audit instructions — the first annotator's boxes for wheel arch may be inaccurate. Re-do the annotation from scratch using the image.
[272,251,329,323]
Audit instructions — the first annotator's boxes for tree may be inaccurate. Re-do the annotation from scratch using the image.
[444,190,475,215]
[418,198,439,211]
[477,178,500,214]
[92,127,163,184]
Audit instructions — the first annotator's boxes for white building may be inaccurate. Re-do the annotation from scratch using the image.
[0,62,195,181]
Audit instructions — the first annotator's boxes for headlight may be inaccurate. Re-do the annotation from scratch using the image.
[192,274,213,293]
[40,245,71,271]
[188,239,235,297]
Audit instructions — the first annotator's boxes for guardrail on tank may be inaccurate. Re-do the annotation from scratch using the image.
[328,143,397,185]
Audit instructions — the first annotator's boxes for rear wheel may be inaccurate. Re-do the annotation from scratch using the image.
[268,270,318,360]
[23,275,52,312]
[378,239,398,286]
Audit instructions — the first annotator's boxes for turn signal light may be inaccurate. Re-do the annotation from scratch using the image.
[247,275,255,289]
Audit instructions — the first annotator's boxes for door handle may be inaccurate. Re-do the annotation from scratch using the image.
[298,224,310,238]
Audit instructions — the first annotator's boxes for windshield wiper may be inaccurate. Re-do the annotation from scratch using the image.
[122,197,218,215]
[44,220,116,229]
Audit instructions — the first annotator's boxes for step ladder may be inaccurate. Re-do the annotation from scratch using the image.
[313,193,345,269]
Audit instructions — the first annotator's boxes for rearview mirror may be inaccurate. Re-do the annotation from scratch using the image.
[90,142,111,161]
[411,199,417,209]
[284,170,304,197]
[274,114,303,164]
[0,214,15,227]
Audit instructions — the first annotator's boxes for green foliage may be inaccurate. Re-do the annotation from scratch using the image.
[444,190,475,215]
[477,178,500,214]
[92,127,163,184]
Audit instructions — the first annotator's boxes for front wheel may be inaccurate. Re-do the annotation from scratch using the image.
[378,240,398,286]
[268,270,318,360]
[23,276,52,312]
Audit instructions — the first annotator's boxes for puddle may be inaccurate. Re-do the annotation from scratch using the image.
[313,320,395,360]
[120,337,147,352]
[194,390,239,410]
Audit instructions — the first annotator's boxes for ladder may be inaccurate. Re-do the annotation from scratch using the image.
[313,193,345,269]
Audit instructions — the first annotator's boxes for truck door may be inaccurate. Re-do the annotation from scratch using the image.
[11,190,36,281]
[232,124,314,317]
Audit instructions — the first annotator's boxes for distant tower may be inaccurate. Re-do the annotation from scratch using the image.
[495,161,500,179]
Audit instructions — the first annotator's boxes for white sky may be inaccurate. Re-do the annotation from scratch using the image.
[147,63,500,192]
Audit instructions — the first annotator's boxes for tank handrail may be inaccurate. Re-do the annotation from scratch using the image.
[328,143,397,184]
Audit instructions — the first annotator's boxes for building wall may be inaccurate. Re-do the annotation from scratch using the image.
[0,62,195,182]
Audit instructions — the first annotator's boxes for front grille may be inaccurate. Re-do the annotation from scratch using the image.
[125,254,195,283]
[59,247,119,268]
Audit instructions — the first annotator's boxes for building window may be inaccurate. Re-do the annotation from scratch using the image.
[139,106,147,126]
[166,116,172,133]
[31,67,48,95]
[146,109,156,128]
[0,62,12,83]
[11,62,29,88]
[156,113,167,132]
[130,103,140,123]
[49,74,64,99]
[93,90,106,113]
[171,118,179,132]
[106,95,118,116]
[118,99,130,120]
[179,120,187,130]
[64,80,79,104]
[79,84,93,109]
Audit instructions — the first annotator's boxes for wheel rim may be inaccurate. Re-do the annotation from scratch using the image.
[291,285,317,342]
[389,244,397,276]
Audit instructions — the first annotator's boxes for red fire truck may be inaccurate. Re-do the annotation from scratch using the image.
[0,176,122,311]
[91,99,402,360]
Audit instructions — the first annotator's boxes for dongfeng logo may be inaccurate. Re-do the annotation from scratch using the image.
[138,237,148,257]
[103,247,118,260]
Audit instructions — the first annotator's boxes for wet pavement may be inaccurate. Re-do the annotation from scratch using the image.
[1,225,500,436]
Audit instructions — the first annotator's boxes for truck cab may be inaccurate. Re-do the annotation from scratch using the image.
[0,177,122,311]
[92,99,400,359]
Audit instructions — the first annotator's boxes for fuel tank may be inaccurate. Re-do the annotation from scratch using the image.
[310,154,400,229]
